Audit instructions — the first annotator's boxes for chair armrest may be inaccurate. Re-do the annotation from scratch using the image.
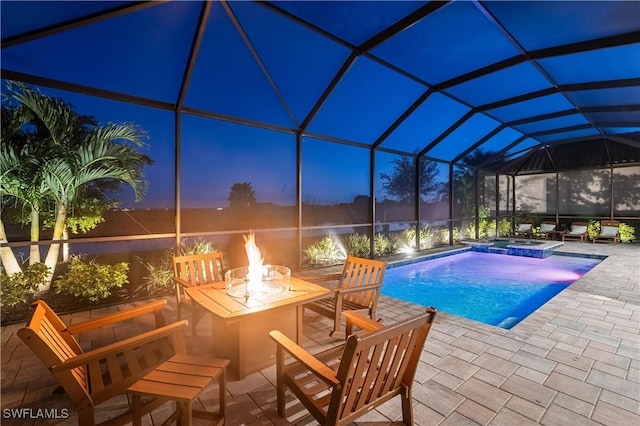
[172,276,196,288]
[52,320,188,372]
[269,330,341,388]
[344,311,384,334]
[335,283,382,295]
[66,299,167,334]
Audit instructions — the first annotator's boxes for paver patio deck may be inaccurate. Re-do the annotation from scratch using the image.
[2,242,638,425]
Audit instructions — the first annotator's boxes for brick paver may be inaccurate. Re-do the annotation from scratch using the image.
[1,242,638,425]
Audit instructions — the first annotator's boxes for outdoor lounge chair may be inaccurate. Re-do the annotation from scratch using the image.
[172,252,225,335]
[269,308,436,426]
[537,221,557,239]
[562,221,589,242]
[17,299,179,426]
[593,220,620,244]
[512,221,534,238]
[301,256,387,339]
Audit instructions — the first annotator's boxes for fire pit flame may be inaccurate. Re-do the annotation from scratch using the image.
[244,232,264,295]
[225,232,290,298]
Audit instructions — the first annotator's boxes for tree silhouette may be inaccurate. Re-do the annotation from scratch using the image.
[452,149,500,218]
[463,149,498,168]
[228,182,256,209]
[452,165,474,219]
[380,156,439,202]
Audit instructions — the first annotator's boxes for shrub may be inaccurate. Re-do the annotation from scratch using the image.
[0,263,50,307]
[463,223,476,240]
[419,226,438,249]
[181,239,219,255]
[55,256,129,302]
[390,226,440,251]
[440,227,461,244]
[140,240,222,292]
[388,232,407,253]
[587,220,600,241]
[401,227,417,250]
[482,219,497,238]
[374,233,391,256]
[454,227,462,243]
[462,218,501,240]
[619,223,635,243]
[476,207,497,239]
[304,236,343,266]
[139,255,174,292]
[469,215,511,238]
[498,218,512,237]
[345,233,370,257]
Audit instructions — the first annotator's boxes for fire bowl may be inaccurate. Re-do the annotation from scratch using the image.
[224,265,290,298]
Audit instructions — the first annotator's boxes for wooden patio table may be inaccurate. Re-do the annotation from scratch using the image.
[185,277,331,380]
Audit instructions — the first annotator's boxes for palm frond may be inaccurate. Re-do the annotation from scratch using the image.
[0,145,20,176]
[3,81,150,209]
[89,123,148,148]
[1,103,35,143]
[6,82,78,147]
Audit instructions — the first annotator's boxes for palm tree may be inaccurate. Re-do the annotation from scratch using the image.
[1,97,45,265]
[1,82,150,290]
[0,145,29,274]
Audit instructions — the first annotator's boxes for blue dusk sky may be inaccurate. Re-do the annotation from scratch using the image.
[1,1,638,208]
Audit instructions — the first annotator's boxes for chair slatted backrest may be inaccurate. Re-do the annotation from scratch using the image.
[338,256,386,308]
[18,301,183,410]
[173,252,225,287]
[328,308,435,425]
[571,221,589,231]
[18,301,89,403]
[600,220,620,229]
[540,221,556,230]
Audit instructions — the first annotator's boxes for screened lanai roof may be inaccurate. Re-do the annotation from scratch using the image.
[2,0,639,173]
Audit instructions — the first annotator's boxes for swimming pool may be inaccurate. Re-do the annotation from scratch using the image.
[382,251,601,329]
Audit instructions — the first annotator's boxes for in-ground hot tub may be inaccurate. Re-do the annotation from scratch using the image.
[461,238,564,258]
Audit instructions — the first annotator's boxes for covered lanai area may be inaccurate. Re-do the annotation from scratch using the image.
[1,1,639,425]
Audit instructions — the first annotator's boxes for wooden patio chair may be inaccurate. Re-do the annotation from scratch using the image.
[17,299,183,426]
[536,221,557,239]
[512,221,534,238]
[301,256,387,339]
[562,221,589,242]
[172,251,225,335]
[269,308,437,426]
[593,220,620,244]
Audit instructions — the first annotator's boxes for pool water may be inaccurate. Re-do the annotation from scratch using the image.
[382,251,601,329]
